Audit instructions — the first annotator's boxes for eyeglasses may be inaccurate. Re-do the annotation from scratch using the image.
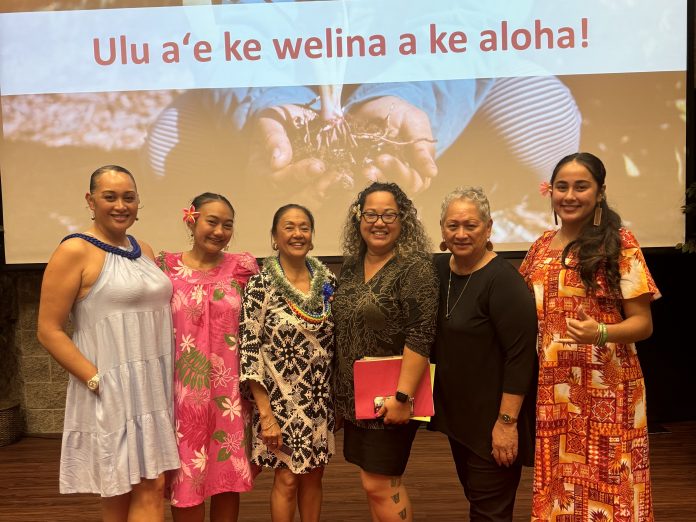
[361,211,400,224]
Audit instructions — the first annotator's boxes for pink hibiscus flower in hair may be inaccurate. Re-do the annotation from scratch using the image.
[539,181,552,197]
[182,205,200,224]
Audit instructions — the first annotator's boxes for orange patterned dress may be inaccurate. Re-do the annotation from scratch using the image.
[520,228,659,522]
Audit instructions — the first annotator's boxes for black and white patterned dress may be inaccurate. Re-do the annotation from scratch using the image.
[239,256,336,473]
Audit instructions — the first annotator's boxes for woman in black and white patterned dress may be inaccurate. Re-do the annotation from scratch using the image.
[239,204,336,522]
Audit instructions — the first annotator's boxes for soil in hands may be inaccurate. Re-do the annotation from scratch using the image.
[288,110,430,189]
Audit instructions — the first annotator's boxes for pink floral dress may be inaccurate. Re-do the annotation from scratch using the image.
[158,251,259,507]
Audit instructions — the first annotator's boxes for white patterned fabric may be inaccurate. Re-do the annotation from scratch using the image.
[239,257,336,474]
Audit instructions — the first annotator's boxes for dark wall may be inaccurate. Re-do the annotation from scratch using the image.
[636,249,696,422]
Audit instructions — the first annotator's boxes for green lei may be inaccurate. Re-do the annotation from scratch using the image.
[263,255,332,312]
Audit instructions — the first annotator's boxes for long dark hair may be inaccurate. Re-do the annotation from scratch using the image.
[551,152,622,294]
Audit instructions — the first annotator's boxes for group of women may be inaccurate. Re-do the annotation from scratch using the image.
[37,151,659,522]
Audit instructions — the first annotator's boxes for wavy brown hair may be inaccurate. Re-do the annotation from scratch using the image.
[340,182,432,262]
[552,152,622,294]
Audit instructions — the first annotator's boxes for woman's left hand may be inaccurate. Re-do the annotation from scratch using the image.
[565,306,599,344]
[378,396,411,425]
[260,415,283,451]
[491,421,518,467]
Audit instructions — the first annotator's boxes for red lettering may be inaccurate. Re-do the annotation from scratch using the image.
[535,20,554,49]
[430,24,448,54]
[93,37,116,66]
[193,40,211,62]
[224,32,243,61]
[244,39,261,60]
[305,37,322,58]
[511,28,531,50]
[272,37,302,59]
[449,31,467,53]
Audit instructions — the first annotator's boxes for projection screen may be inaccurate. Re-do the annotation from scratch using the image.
[0,0,687,264]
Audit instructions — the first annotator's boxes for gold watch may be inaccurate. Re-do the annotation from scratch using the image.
[498,413,518,424]
[86,373,100,392]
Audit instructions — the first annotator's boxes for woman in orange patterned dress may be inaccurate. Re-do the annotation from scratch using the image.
[520,152,660,522]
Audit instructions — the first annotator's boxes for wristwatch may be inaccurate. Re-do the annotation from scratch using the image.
[395,391,415,416]
[498,412,518,424]
[395,391,410,403]
[86,373,100,392]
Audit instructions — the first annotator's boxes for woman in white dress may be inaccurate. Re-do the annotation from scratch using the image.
[37,165,180,521]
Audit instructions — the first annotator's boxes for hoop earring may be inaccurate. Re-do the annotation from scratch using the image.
[553,211,558,226]
[272,242,278,251]
[593,205,603,227]
[486,240,493,251]
[309,243,314,251]
[439,241,447,252]
[90,211,95,221]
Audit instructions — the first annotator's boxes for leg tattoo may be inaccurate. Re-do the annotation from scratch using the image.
[391,492,400,504]
[398,508,407,520]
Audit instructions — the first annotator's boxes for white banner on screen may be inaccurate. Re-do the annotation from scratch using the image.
[0,0,686,96]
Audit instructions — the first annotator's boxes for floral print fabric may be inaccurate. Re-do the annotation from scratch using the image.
[520,229,660,522]
[158,251,259,507]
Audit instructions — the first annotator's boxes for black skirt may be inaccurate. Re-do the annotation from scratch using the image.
[343,420,420,476]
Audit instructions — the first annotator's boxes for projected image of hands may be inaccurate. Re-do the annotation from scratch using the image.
[248,92,437,205]
[347,95,437,194]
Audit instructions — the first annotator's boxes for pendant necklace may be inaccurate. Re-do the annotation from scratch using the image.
[445,269,474,320]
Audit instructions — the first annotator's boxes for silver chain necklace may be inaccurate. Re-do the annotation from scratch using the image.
[445,269,473,320]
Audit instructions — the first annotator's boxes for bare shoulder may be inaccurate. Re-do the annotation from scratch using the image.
[41,237,92,301]
[135,238,156,260]
[47,237,89,269]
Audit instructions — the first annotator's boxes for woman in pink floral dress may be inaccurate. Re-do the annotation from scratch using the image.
[158,192,259,522]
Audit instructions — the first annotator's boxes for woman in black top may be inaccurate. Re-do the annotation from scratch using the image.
[333,182,438,522]
[429,186,538,522]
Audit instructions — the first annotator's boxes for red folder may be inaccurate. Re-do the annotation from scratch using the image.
[353,356,435,420]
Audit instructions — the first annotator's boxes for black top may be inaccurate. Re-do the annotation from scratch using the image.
[429,254,538,466]
[332,252,439,428]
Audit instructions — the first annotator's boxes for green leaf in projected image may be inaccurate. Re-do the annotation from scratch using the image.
[213,288,225,301]
[175,348,210,390]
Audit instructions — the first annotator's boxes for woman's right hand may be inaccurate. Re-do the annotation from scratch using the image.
[260,414,283,451]
[379,396,412,425]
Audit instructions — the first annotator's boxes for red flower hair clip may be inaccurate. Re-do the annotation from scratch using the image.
[182,205,200,224]
[539,181,552,197]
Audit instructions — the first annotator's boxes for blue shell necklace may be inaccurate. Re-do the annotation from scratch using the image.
[61,233,142,259]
